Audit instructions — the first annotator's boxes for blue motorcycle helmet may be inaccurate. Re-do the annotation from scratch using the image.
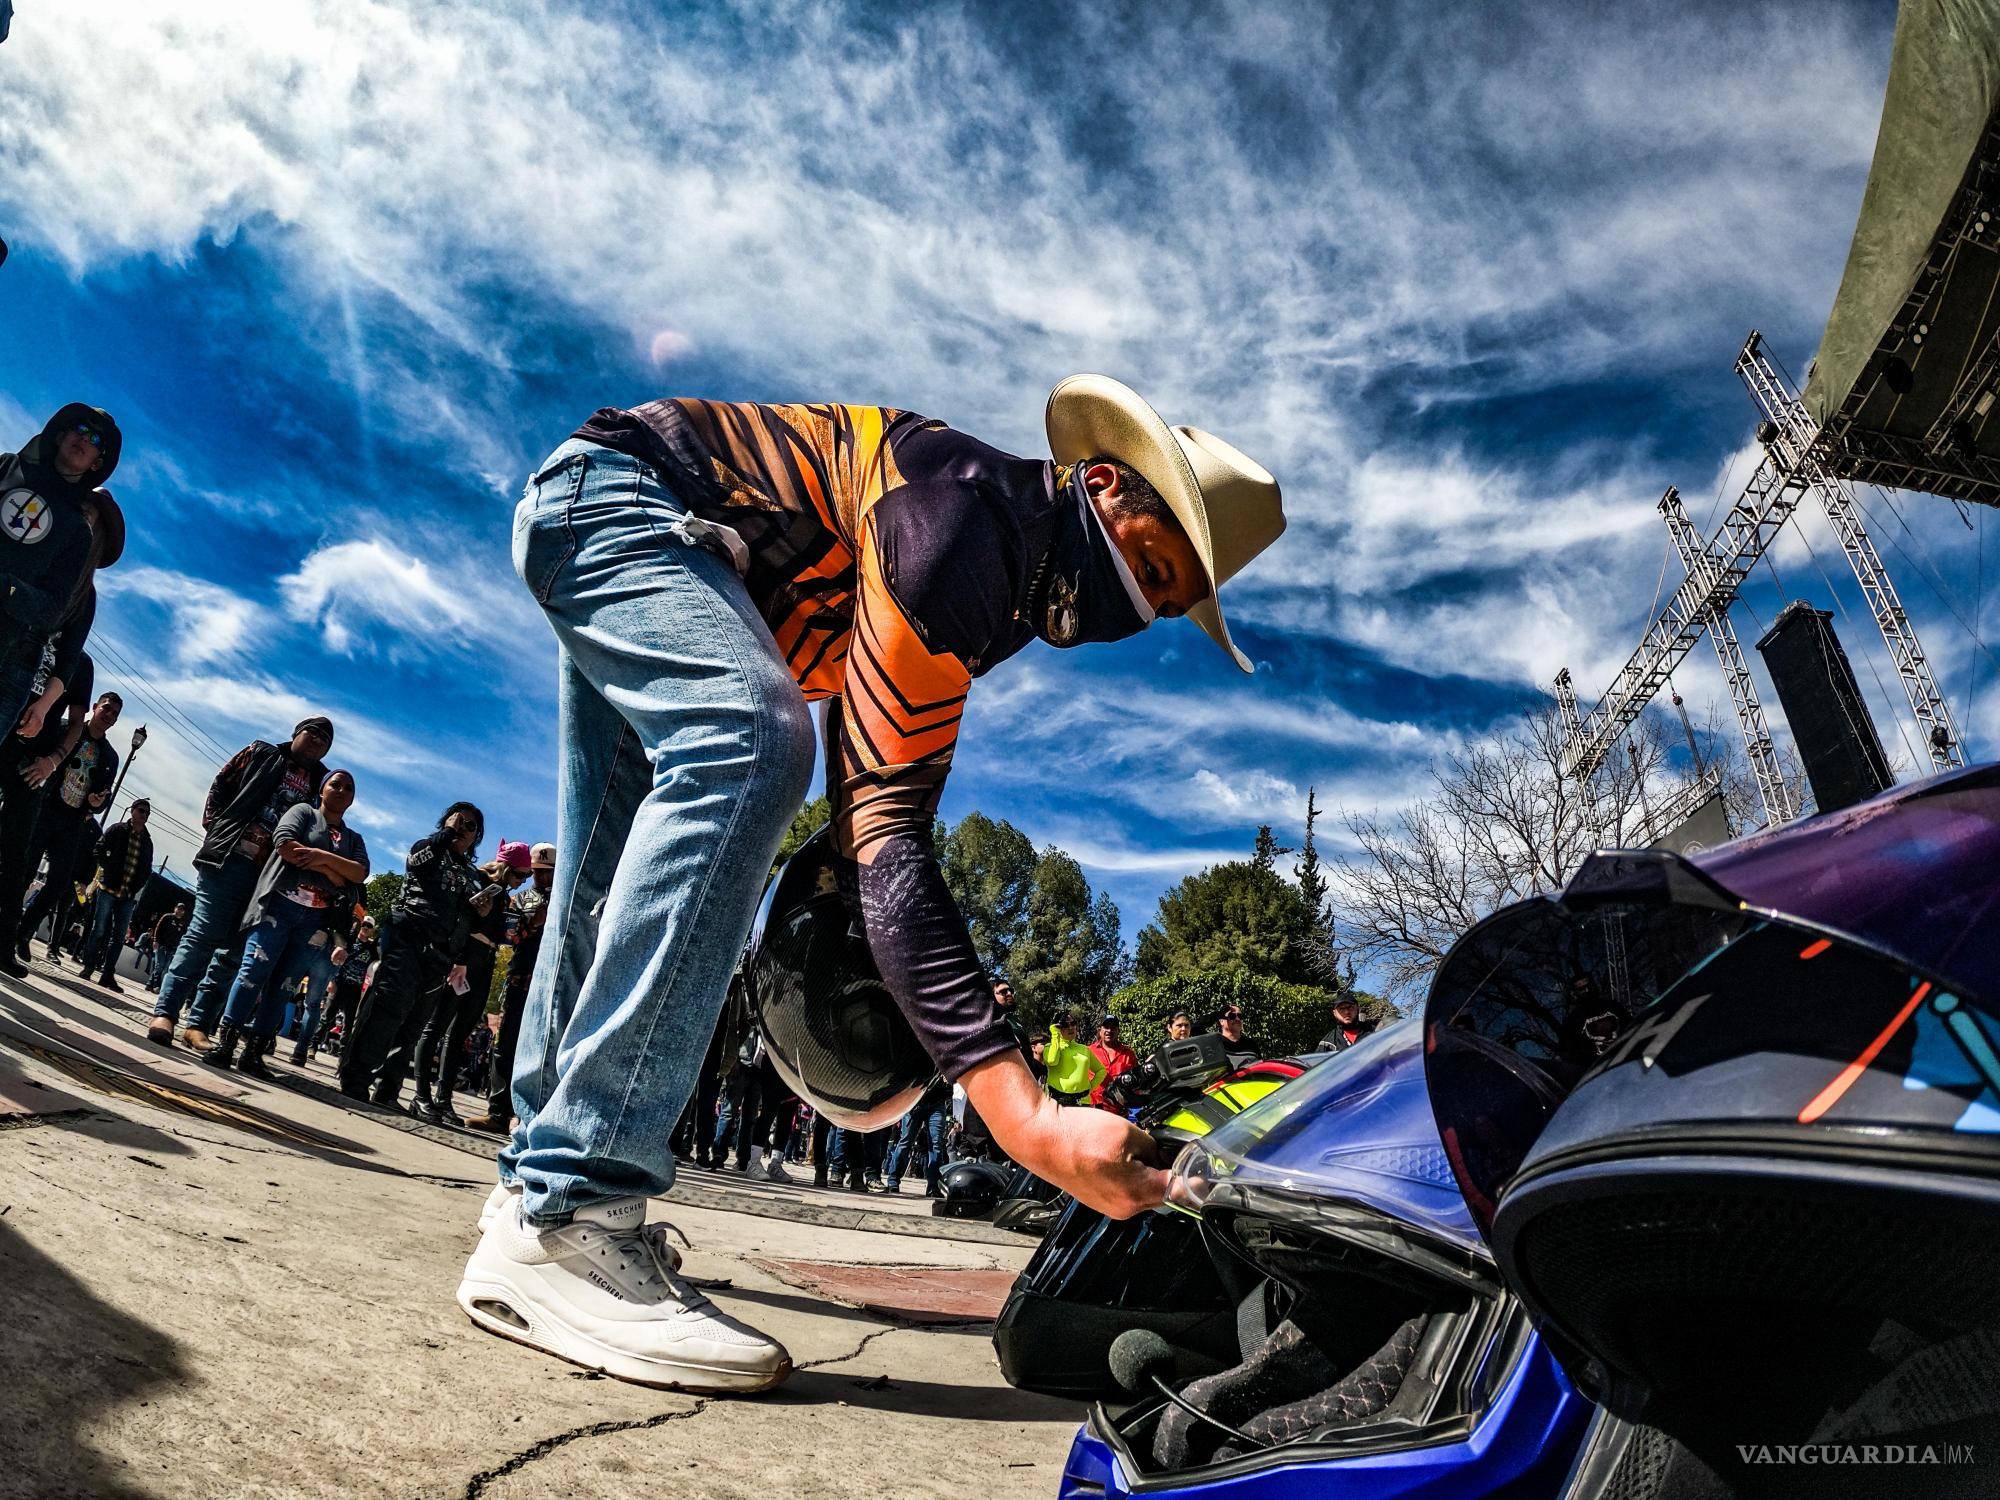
[1058,1018,1591,1499]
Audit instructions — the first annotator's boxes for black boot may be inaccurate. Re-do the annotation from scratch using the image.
[237,1034,274,1082]
[202,1022,243,1070]
[289,1036,311,1066]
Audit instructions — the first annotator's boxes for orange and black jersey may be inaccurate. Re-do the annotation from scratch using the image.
[575,400,1065,1079]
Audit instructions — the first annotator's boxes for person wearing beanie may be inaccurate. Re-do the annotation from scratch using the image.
[147,717,332,1049]
[199,769,368,1078]
[463,839,554,1136]
[409,838,531,1126]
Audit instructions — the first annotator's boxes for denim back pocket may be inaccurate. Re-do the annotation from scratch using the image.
[514,452,589,604]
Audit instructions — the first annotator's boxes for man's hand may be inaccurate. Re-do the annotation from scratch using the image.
[447,963,468,993]
[960,1052,1168,1219]
[87,790,108,809]
[20,753,58,788]
[329,946,347,969]
[14,702,47,740]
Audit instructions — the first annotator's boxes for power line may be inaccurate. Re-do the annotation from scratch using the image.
[1848,484,2000,680]
[86,635,237,768]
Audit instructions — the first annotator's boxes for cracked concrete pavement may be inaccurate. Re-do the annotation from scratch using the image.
[0,959,1085,1499]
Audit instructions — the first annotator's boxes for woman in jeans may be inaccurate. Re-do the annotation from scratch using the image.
[309,915,377,1059]
[410,841,531,1126]
[202,770,369,1078]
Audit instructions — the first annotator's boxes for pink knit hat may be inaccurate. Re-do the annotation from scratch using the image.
[496,839,534,872]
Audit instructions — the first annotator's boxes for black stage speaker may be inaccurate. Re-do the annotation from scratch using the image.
[1756,600,1892,814]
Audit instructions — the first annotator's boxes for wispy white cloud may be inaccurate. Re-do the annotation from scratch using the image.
[99,565,266,665]
[279,538,481,654]
[1189,767,1302,821]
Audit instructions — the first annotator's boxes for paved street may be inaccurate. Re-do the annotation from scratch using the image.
[0,956,1079,1500]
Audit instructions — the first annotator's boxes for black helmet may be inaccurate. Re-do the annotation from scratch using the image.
[934,1160,1011,1218]
[1425,764,2000,1489]
[745,825,932,1131]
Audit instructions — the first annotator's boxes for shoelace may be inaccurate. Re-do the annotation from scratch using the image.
[590,1219,716,1312]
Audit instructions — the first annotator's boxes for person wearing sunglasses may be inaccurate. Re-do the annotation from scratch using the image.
[0,406,125,737]
[1212,1005,1265,1065]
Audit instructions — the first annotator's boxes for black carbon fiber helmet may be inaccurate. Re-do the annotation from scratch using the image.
[936,1159,1012,1218]
[745,825,933,1132]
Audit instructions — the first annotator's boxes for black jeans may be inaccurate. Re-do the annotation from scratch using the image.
[19,804,90,953]
[412,979,484,1108]
[316,977,365,1046]
[0,768,48,957]
[673,1016,729,1163]
[337,924,441,1102]
[754,1060,796,1159]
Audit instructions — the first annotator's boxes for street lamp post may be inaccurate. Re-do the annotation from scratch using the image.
[107,723,147,818]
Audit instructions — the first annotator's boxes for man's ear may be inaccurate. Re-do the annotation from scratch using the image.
[1080,461,1121,501]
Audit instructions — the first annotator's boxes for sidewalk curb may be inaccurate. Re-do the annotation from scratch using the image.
[272,1069,1040,1248]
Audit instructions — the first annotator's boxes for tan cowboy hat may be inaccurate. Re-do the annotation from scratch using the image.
[1045,374,1283,673]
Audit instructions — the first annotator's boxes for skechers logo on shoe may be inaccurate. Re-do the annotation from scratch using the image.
[587,1271,623,1299]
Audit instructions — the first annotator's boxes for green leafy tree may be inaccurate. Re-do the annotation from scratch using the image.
[1109,971,1397,1057]
[1006,848,1126,1023]
[1108,970,1331,1056]
[364,872,404,931]
[1133,858,1315,985]
[772,796,831,877]
[1293,787,1347,987]
[937,811,1037,972]
[1251,824,1292,872]
[487,945,511,1014]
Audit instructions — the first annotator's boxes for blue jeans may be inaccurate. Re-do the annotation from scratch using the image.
[220,899,330,1036]
[885,1105,949,1191]
[82,890,136,976]
[499,439,815,1225]
[152,856,260,1029]
[293,945,337,1044]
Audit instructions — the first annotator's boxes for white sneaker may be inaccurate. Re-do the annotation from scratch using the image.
[479,1180,520,1234]
[457,1195,791,1392]
[762,1155,792,1184]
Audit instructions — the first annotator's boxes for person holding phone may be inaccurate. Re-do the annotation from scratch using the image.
[410,840,532,1126]
[338,801,483,1106]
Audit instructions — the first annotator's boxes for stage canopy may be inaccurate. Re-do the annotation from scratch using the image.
[1806,0,2000,507]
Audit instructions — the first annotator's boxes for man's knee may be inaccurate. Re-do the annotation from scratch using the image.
[750,684,816,818]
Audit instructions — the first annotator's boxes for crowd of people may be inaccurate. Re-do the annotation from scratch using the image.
[666,976,1380,1199]
[0,400,562,1129]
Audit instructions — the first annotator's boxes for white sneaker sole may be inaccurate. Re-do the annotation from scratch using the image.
[455,1271,791,1394]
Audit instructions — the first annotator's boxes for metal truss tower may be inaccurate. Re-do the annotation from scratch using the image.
[1557,332,1966,830]
[1737,336,1966,774]
[1658,488,1796,824]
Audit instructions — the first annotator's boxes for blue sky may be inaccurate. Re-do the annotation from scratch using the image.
[1,0,1992,950]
